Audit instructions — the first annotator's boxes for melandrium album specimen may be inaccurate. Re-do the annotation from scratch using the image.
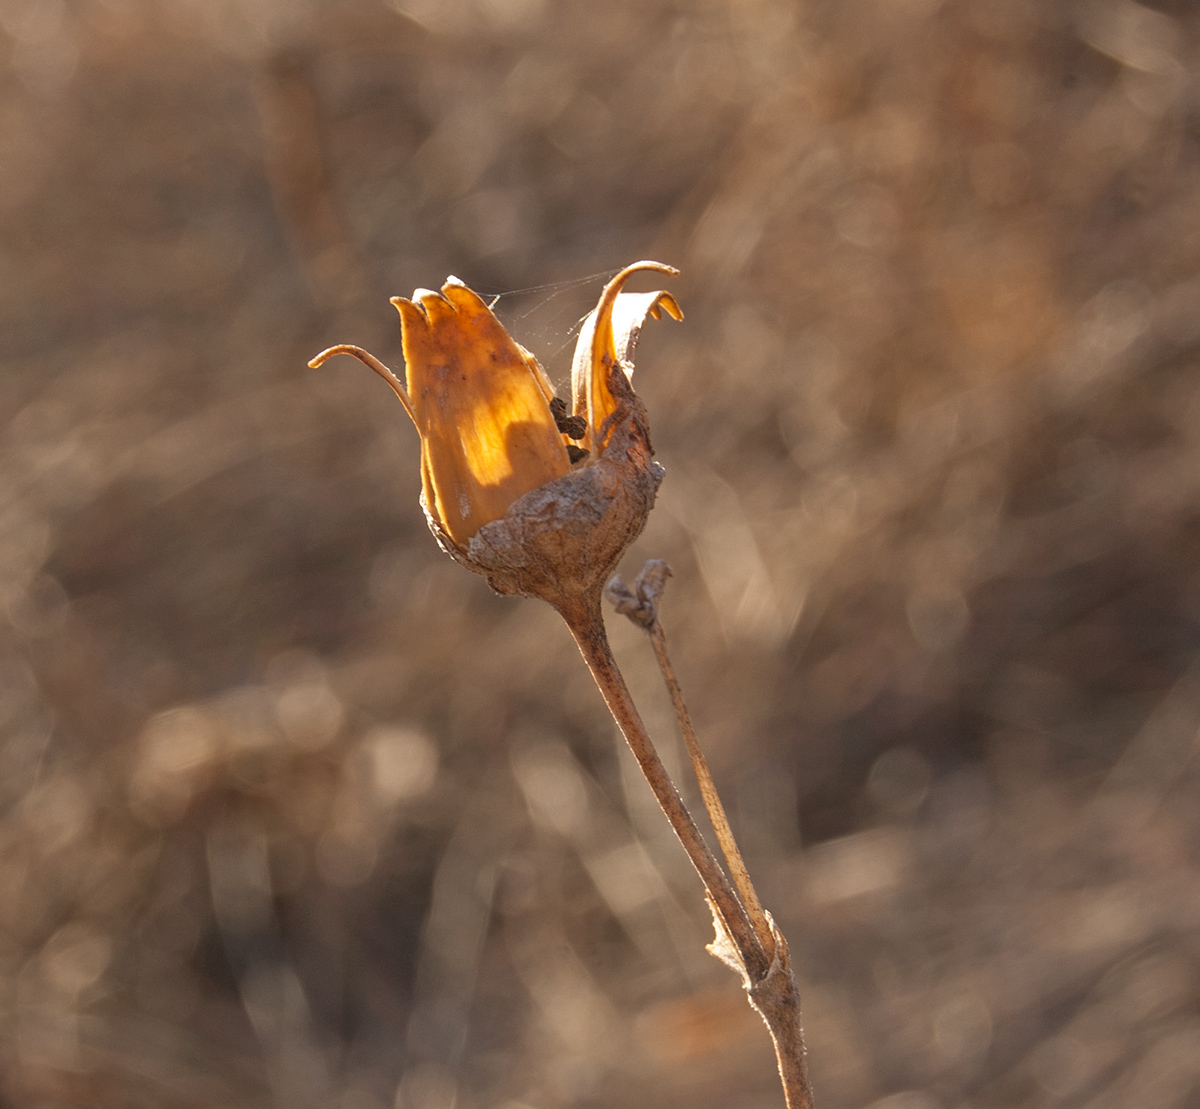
[311,261,815,1109]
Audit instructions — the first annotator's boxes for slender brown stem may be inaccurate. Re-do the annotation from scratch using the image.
[749,928,815,1109]
[557,595,768,983]
[649,623,776,961]
[650,623,815,1109]
[308,344,416,423]
[602,568,816,1109]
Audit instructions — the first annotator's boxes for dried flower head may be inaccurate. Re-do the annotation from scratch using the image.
[309,261,681,616]
[312,267,814,1109]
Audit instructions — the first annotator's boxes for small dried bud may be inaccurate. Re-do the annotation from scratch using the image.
[605,559,673,630]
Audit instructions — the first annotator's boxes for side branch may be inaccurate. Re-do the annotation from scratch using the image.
[557,595,769,984]
[604,563,816,1109]
[649,621,776,961]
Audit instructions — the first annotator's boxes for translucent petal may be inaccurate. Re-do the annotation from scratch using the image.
[571,263,682,455]
[393,279,570,547]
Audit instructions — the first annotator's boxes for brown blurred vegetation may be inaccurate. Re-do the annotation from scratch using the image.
[2,0,1200,1106]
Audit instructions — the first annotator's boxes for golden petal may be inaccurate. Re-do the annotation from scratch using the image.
[393,278,570,548]
[516,340,558,408]
[413,288,457,327]
[571,262,682,455]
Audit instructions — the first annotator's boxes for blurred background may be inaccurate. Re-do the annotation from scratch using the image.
[2,0,1200,1106]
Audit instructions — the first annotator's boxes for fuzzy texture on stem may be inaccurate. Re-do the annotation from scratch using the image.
[709,906,814,1109]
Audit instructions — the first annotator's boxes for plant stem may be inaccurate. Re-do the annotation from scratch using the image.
[557,595,768,983]
[649,622,776,960]
[747,930,815,1109]
[647,622,813,1109]
[597,567,816,1109]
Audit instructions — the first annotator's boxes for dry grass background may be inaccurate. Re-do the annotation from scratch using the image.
[2,0,1200,1106]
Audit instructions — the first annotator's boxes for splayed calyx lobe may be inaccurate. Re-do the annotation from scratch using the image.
[570,261,682,456]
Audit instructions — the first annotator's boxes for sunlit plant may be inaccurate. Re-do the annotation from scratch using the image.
[311,261,815,1109]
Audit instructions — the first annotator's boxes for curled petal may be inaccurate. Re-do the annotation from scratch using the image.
[571,262,683,455]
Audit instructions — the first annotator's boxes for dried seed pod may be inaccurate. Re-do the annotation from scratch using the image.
[310,261,681,615]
